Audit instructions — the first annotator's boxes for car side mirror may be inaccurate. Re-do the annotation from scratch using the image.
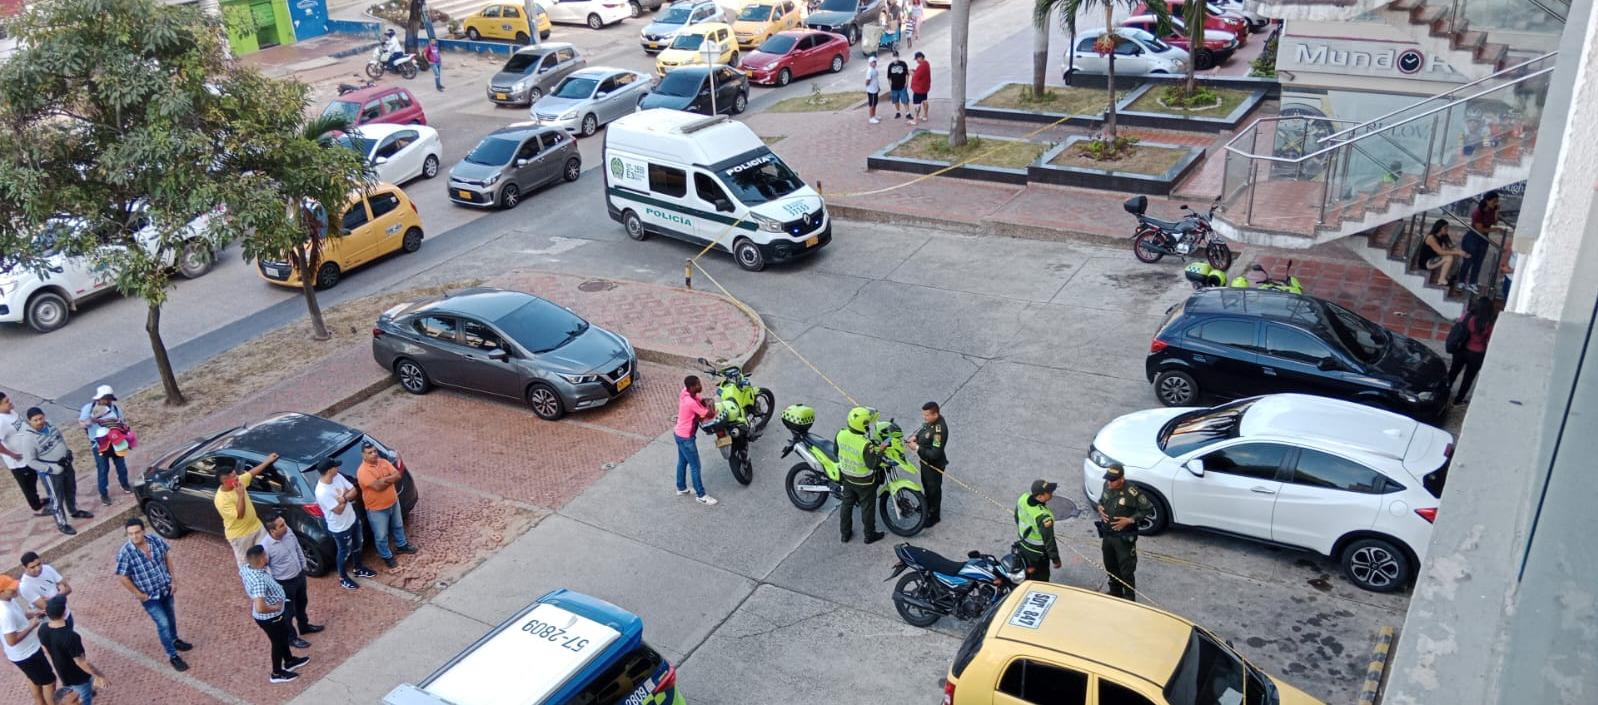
[595,91,609,99]
[1184,459,1205,477]
[516,158,530,167]
[488,348,509,361]
[1317,357,1341,371]
[714,198,734,213]
[373,156,389,165]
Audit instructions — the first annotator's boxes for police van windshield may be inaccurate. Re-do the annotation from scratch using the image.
[716,150,804,205]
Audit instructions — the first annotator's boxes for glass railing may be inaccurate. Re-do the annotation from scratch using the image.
[1448,0,1568,40]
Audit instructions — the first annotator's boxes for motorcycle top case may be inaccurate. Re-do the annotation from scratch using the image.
[1124,195,1148,215]
[781,404,815,434]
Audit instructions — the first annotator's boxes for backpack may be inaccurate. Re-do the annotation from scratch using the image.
[1445,315,1471,354]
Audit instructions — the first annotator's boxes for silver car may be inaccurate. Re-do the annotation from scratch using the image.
[530,67,653,136]
[372,288,638,420]
[487,42,587,106]
[447,124,582,209]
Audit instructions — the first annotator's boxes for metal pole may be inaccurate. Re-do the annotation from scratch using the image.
[1245,126,1259,225]
[1318,149,1338,226]
[523,0,541,44]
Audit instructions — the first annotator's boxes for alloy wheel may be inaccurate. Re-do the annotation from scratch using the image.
[397,361,429,393]
[528,385,563,419]
[1350,545,1402,588]
[144,502,183,538]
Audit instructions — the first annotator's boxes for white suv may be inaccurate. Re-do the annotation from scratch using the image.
[1082,394,1451,592]
[0,212,218,333]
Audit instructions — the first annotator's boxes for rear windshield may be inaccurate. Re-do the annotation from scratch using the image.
[758,34,797,54]
[1159,399,1257,457]
[951,603,1000,679]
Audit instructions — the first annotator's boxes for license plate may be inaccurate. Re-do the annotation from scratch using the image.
[615,375,631,392]
[805,235,819,247]
[1007,590,1058,630]
[715,434,732,448]
[457,189,473,199]
[495,92,508,100]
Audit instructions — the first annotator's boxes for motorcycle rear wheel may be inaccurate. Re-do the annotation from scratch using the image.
[879,487,927,537]
[893,573,942,627]
[400,62,418,79]
[1132,231,1165,263]
[785,463,829,511]
[364,63,384,79]
[730,447,753,485]
[1206,242,1234,271]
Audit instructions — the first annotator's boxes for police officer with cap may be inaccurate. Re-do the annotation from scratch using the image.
[906,401,947,528]
[1097,463,1152,601]
[1015,479,1061,582]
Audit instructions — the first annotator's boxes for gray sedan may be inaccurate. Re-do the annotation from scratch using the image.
[530,67,653,137]
[372,288,638,420]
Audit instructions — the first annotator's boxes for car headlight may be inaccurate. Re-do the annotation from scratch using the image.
[484,172,502,186]
[1088,447,1118,468]
[753,213,783,232]
[560,109,578,120]
[514,78,531,92]
[561,373,599,384]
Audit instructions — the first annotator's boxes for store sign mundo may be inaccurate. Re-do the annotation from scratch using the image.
[1278,37,1470,83]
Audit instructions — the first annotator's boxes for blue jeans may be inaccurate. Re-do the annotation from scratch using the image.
[140,594,178,658]
[1460,230,1489,285]
[675,435,705,497]
[431,64,443,90]
[93,447,129,498]
[367,505,409,560]
[331,523,368,581]
[67,682,93,705]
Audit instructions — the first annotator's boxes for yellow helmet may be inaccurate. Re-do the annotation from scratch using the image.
[846,406,878,433]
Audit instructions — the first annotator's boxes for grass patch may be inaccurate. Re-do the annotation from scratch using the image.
[1050,142,1190,176]
[1126,86,1252,116]
[888,132,1051,170]
[766,92,861,113]
[975,83,1110,115]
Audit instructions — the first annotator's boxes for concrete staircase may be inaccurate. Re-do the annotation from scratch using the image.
[1384,0,1509,72]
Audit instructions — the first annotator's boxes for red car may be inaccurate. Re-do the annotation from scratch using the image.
[1120,14,1239,69]
[1134,0,1249,44]
[741,30,850,86]
[319,85,428,128]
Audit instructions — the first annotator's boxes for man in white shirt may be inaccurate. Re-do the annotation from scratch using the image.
[1,575,56,705]
[17,553,71,629]
[314,459,374,591]
[0,393,46,515]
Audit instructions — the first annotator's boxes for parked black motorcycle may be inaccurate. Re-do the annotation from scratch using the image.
[1127,195,1234,271]
[886,542,1027,627]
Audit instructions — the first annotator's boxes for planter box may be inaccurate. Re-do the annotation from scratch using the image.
[866,131,1038,185]
[963,83,1106,127]
[1028,136,1204,195]
[1062,72,1281,100]
[1108,84,1269,132]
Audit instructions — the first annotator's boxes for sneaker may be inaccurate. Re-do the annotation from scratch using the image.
[869,117,881,124]
[57,525,76,536]
[353,567,378,578]
[70,510,94,519]
[290,638,311,649]
[894,112,901,118]
[270,670,300,683]
[675,488,693,496]
[173,639,193,652]
[300,624,325,634]
[840,532,853,543]
[395,544,418,555]
[100,495,112,506]
[170,656,189,672]
[122,485,134,494]
[695,494,718,506]
[340,578,360,591]
[907,119,917,126]
[284,655,310,671]
[383,557,398,569]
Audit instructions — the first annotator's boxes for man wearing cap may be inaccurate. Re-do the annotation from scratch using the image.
[314,458,374,591]
[214,452,283,568]
[1,574,56,705]
[1097,464,1152,601]
[1015,480,1062,582]
[77,386,133,505]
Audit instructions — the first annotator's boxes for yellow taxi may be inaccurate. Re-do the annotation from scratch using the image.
[732,0,802,50]
[943,582,1324,705]
[461,2,552,43]
[654,22,739,77]
[256,184,425,290]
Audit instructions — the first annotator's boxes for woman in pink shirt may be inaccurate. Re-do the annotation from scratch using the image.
[1448,296,1497,405]
[675,376,718,505]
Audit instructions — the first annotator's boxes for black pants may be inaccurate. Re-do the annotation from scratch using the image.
[1019,548,1050,583]
[839,480,878,538]
[280,574,310,634]
[1449,349,1486,401]
[9,467,43,511]
[920,463,942,521]
[1103,536,1138,601]
[41,469,81,527]
[254,612,294,673]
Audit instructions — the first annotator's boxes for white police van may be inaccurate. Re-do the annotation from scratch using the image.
[602,109,830,271]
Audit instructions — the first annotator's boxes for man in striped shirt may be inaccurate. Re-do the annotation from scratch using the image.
[240,546,308,683]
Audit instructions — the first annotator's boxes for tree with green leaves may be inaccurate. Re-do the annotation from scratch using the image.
[1034,0,1169,146]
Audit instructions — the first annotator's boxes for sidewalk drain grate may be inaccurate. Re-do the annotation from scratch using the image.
[578,279,617,292]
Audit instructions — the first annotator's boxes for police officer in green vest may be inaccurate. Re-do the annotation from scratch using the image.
[906,401,948,529]
[1015,480,1062,582]
[1098,463,1153,601]
[837,406,886,544]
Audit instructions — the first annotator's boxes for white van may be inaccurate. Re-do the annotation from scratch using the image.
[603,109,830,271]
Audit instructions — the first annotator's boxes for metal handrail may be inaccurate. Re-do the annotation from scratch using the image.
[1223,65,1554,164]
[1317,51,1557,145]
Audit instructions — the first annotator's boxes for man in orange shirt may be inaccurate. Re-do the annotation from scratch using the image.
[356,443,416,569]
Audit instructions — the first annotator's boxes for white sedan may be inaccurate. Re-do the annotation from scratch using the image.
[1082,393,1450,593]
[540,0,631,29]
[334,124,443,185]
[1063,27,1188,78]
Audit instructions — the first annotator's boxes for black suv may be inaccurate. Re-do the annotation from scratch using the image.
[135,413,420,576]
[1146,289,1450,420]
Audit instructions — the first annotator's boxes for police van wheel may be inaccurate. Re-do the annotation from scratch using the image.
[732,238,766,271]
[623,210,648,240]
[1133,484,1170,535]
[786,463,829,511]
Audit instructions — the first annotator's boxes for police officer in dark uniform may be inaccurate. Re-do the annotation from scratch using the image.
[837,406,886,544]
[1014,480,1062,582]
[1097,463,1153,601]
[906,401,948,528]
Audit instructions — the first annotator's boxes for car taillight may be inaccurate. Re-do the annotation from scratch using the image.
[1150,338,1168,354]
[394,453,407,475]
[1443,442,1454,459]
[1415,507,1438,523]
[653,664,678,694]
[942,679,955,705]
[372,327,384,338]
[303,502,325,518]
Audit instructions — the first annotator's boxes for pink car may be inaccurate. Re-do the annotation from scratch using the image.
[320,85,428,127]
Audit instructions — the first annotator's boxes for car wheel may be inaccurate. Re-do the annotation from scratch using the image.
[142,501,186,539]
[541,29,551,39]
[732,91,748,114]
[581,113,599,136]
[177,240,213,279]
[1133,485,1171,535]
[1342,537,1411,592]
[314,262,341,290]
[500,183,522,209]
[467,27,481,40]
[526,383,566,420]
[629,0,641,17]
[587,12,603,29]
[847,24,859,45]
[1154,370,1197,406]
[729,51,740,68]
[1193,48,1216,71]
[394,358,433,394]
[528,87,544,103]
[401,227,423,253]
[422,154,440,179]
[563,157,582,182]
[777,68,792,86]
[24,292,69,333]
[623,209,648,240]
[732,237,765,271]
[297,532,332,578]
[515,31,530,44]
[830,54,844,72]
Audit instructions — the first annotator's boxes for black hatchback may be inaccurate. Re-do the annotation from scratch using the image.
[135,413,420,576]
[1146,289,1451,420]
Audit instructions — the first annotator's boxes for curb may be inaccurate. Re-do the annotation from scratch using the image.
[826,203,1126,247]
[1358,625,1397,705]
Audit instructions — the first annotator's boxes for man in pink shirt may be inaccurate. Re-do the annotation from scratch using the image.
[675,376,718,505]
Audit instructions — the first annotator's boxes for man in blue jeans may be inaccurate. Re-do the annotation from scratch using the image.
[315,459,375,590]
[113,518,191,672]
[357,443,417,570]
[77,385,132,505]
[675,376,718,506]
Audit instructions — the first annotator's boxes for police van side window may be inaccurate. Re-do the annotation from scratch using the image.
[648,163,687,198]
[694,172,728,205]
[998,659,1088,704]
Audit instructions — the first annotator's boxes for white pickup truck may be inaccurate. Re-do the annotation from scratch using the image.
[0,210,219,333]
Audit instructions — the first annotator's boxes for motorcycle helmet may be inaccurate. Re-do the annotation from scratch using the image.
[846,406,878,433]
[385,28,397,37]
[999,552,1027,583]
[1184,261,1222,288]
[781,404,815,434]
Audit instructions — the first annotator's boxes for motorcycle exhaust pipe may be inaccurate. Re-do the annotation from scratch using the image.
[795,484,830,493]
[893,594,939,612]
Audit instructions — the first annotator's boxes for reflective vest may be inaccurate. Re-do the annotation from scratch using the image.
[1016,493,1053,550]
[836,429,873,481]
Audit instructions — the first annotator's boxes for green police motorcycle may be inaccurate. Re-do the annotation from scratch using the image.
[779,405,928,536]
[696,358,776,485]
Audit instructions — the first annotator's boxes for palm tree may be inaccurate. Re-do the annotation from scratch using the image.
[285,113,362,340]
[1180,1,1206,99]
[1034,0,1168,144]
[1032,7,1051,99]
[949,0,972,147]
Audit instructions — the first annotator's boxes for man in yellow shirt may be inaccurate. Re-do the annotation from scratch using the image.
[215,453,281,567]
